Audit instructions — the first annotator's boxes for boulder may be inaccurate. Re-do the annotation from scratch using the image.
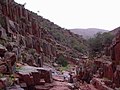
[4,52,16,73]
[91,78,113,90]
[0,80,5,90]
[0,64,7,73]
[0,44,7,57]
[9,20,16,33]
[0,25,7,40]
[4,52,16,66]
[113,70,120,88]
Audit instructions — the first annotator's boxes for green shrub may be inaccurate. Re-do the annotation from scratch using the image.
[56,54,68,67]
[87,32,114,57]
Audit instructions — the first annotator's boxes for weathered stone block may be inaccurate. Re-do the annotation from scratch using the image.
[25,35,33,48]
[0,25,7,40]
[0,64,7,73]
[0,44,7,57]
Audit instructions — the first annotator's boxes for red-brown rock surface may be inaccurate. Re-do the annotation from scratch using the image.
[0,0,120,89]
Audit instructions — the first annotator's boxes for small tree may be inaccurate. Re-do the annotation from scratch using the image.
[102,32,114,45]
[56,54,68,67]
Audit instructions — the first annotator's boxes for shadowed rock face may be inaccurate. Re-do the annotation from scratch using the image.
[110,28,120,65]
[109,29,120,87]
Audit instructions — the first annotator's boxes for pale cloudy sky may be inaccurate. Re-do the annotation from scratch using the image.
[14,0,120,30]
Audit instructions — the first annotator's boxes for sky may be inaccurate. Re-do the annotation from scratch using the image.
[14,0,120,30]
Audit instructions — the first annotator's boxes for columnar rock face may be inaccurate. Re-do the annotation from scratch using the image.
[0,0,58,66]
[111,30,120,65]
[110,29,120,87]
[0,0,82,74]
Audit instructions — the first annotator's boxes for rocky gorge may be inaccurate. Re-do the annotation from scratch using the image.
[0,0,120,90]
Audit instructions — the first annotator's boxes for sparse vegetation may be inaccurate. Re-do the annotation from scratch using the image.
[59,65,70,72]
[56,54,68,67]
[38,16,86,53]
[87,32,114,58]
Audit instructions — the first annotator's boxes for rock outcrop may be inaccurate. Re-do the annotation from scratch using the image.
[0,0,84,89]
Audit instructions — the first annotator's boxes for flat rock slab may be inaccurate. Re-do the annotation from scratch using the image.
[50,86,71,90]
[52,75,64,82]
[80,84,98,90]
[35,85,49,90]
[50,80,72,90]
[52,81,68,86]
[6,85,24,90]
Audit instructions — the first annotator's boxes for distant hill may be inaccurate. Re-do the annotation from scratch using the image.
[70,28,108,39]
